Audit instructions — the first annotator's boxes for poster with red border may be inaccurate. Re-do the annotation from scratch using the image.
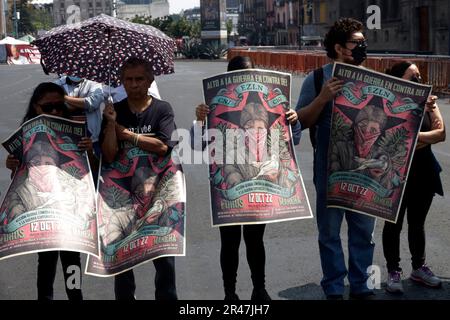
[327,62,432,222]
[0,115,98,260]
[203,69,312,227]
[86,145,186,277]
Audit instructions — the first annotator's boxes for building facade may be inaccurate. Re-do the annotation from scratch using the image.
[53,0,112,26]
[237,0,449,54]
[301,0,449,54]
[116,0,169,20]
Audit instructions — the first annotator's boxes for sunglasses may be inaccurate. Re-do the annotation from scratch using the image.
[37,102,67,113]
[346,39,368,47]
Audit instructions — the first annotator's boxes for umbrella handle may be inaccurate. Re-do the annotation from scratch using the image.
[40,57,49,75]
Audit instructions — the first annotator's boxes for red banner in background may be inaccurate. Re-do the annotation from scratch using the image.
[6,44,40,65]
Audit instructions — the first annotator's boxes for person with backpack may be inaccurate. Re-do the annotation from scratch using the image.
[295,18,376,300]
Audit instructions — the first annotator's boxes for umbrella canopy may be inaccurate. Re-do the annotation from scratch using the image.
[0,36,29,45]
[33,14,176,87]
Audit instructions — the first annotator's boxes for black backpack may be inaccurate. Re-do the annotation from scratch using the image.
[309,67,324,149]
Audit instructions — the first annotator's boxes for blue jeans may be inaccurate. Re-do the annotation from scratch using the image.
[315,158,376,296]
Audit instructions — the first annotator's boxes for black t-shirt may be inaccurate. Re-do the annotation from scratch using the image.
[101,97,177,149]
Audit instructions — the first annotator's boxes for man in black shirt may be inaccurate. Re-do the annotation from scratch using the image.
[102,57,177,300]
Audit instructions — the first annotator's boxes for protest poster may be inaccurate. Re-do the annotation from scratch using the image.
[0,115,98,260]
[203,69,312,226]
[86,143,185,277]
[327,62,432,222]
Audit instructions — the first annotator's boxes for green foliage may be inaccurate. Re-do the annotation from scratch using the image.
[29,5,52,32]
[131,15,201,39]
[179,38,203,59]
[104,185,131,209]
[64,164,83,180]
[201,43,228,60]
[332,112,352,141]
[226,19,233,37]
[15,0,35,36]
[379,127,408,162]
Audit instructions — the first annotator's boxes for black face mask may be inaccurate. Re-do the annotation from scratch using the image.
[351,44,367,65]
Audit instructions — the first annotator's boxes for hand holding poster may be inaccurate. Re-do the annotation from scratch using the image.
[86,143,186,277]
[327,62,432,222]
[203,69,312,227]
[0,115,98,260]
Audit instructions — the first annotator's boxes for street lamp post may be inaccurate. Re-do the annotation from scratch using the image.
[13,0,18,37]
[299,5,304,50]
[258,22,262,46]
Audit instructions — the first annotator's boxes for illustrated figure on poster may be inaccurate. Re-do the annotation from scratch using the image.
[329,95,407,193]
[215,91,298,193]
[100,164,181,247]
[2,135,93,225]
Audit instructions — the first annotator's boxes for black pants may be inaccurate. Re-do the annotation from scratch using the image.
[382,189,434,272]
[114,257,177,300]
[219,224,266,293]
[37,251,83,300]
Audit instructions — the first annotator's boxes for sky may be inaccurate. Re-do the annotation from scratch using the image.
[169,0,200,14]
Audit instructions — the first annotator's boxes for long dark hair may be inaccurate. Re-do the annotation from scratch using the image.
[385,61,413,78]
[227,56,254,71]
[22,82,66,124]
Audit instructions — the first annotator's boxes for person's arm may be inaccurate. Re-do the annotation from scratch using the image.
[5,154,20,179]
[418,104,446,145]
[117,102,177,157]
[285,109,301,145]
[116,125,168,156]
[296,77,343,129]
[65,83,104,112]
[190,104,209,150]
[101,103,119,163]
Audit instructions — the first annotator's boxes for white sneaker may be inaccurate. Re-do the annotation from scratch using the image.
[410,265,442,288]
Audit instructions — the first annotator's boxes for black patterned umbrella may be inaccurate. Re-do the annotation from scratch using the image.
[33,14,176,87]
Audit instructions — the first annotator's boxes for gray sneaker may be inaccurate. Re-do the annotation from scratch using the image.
[386,271,404,294]
[410,265,442,288]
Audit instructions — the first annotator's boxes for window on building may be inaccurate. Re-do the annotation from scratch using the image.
[373,31,377,43]
[385,30,389,42]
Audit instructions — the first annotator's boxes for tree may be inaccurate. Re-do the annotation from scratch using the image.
[168,17,191,38]
[30,5,53,32]
[132,15,201,40]
[15,0,34,36]
[190,21,201,38]
[226,19,233,38]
